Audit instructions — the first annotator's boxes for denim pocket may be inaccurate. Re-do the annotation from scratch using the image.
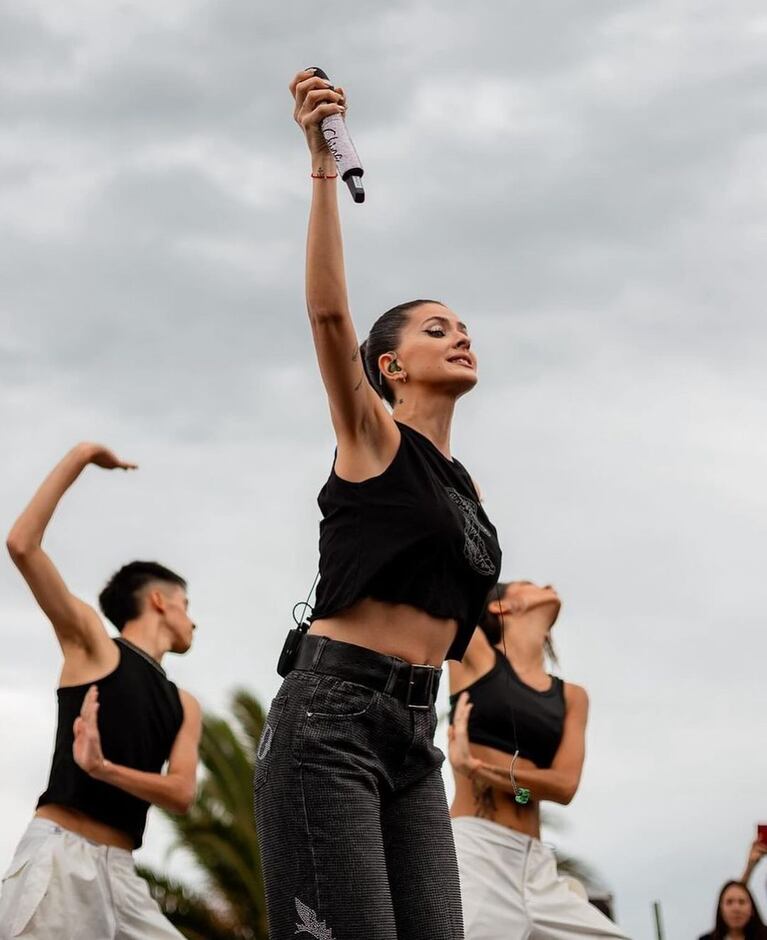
[306,675,378,719]
[253,695,288,793]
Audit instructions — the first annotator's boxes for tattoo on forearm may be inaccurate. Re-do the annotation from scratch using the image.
[482,763,507,783]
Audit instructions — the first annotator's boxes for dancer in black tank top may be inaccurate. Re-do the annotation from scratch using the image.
[446,581,629,938]
[0,443,201,940]
[251,70,501,940]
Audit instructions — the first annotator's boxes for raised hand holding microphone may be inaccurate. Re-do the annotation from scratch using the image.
[290,68,365,203]
[309,67,364,203]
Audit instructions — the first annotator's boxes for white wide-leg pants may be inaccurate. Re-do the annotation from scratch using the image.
[0,818,183,940]
[452,816,631,939]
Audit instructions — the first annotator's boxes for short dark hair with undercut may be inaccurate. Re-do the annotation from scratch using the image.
[98,561,187,631]
[360,299,444,406]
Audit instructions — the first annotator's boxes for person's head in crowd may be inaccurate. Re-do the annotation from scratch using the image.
[705,881,767,940]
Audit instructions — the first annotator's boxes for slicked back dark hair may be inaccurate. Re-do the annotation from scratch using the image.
[478,581,559,666]
[712,881,767,939]
[360,299,444,405]
[99,561,187,631]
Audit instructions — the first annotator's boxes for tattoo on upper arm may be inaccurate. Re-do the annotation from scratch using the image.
[351,345,359,362]
[354,376,364,392]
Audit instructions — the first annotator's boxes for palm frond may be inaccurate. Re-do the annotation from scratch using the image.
[554,851,601,890]
[138,689,270,938]
[230,688,267,757]
[137,866,247,940]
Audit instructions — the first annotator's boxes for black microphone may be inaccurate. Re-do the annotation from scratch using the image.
[308,66,365,204]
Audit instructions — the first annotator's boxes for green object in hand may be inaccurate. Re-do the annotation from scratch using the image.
[515,787,531,805]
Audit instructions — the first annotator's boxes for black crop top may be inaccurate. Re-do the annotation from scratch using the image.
[37,638,184,848]
[448,648,565,767]
[310,421,502,661]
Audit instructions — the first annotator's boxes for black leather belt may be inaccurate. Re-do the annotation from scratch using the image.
[292,633,441,710]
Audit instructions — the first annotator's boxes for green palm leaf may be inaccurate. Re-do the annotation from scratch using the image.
[140,690,269,939]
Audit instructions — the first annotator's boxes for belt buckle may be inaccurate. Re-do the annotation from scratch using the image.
[405,663,437,710]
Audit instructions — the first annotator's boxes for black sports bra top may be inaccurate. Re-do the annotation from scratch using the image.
[310,421,502,661]
[448,647,565,767]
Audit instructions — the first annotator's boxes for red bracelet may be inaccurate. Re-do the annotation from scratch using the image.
[311,172,338,179]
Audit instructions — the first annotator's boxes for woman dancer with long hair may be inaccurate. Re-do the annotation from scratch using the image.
[251,70,502,940]
[448,580,629,938]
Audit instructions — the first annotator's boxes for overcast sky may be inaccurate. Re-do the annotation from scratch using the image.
[1,1,766,936]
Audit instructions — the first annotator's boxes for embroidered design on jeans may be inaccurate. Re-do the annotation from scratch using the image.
[294,897,335,939]
[256,722,273,760]
[445,487,497,577]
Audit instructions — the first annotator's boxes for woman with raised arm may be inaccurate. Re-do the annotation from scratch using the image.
[448,581,630,939]
[252,70,502,940]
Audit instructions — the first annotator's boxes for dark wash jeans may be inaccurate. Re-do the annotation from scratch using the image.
[253,635,464,940]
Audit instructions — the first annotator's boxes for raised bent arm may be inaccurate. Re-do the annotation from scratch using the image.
[289,69,397,466]
[6,443,137,652]
[743,840,767,883]
[449,684,589,805]
[76,686,201,815]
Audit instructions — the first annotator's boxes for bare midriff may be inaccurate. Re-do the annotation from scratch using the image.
[35,804,134,850]
[450,743,542,839]
[308,597,459,667]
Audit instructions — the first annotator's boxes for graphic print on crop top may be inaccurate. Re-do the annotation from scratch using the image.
[445,486,497,577]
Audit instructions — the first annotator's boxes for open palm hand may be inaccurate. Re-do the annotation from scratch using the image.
[73,684,106,777]
[447,691,482,778]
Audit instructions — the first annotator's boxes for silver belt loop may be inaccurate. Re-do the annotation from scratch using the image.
[310,635,328,669]
[383,660,397,696]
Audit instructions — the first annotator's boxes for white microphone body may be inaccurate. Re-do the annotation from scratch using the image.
[311,66,365,203]
[320,113,362,179]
